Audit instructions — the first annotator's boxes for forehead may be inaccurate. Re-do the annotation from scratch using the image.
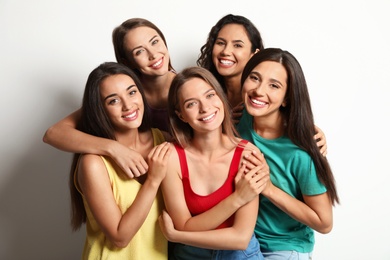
[100,74,136,94]
[123,26,160,49]
[217,23,250,41]
[253,61,287,84]
[179,78,212,98]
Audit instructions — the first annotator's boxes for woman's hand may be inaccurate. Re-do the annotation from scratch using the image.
[111,142,149,178]
[146,142,172,184]
[158,210,177,242]
[234,150,270,206]
[314,125,327,156]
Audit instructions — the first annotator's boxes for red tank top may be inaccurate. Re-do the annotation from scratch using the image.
[174,139,248,229]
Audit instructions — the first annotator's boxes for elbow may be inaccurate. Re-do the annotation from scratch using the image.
[233,233,253,250]
[316,221,333,234]
[42,127,53,144]
[111,238,131,248]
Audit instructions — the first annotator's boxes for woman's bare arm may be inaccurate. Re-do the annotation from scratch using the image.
[43,109,148,177]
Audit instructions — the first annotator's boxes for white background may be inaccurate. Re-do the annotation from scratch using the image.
[1,1,389,259]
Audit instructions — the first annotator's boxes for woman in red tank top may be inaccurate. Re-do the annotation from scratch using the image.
[158,66,270,260]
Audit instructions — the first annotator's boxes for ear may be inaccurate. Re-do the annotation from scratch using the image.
[282,99,288,107]
[254,48,260,54]
[175,110,187,123]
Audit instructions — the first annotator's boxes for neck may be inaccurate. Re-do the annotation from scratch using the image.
[252,112,285,139]
[141,71,175,108]
[224,76,242,108]
[189,128,229,157]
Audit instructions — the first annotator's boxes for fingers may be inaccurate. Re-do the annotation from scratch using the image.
[243,150,266,170]
[148,142,171,161]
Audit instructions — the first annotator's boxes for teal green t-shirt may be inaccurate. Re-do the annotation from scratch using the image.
[237,109,327,253]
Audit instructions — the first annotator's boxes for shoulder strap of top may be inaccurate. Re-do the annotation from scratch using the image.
[173,143,189,179]
[229,139,249,175]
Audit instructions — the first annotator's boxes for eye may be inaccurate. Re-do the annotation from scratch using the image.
[249,74,260,82]
[108,98,119,105]
[186,101,197,108]
[129,89,137,95]
[215,40,226,46]
[233,43,243,48]
[134,48,145,56]
[270,83,281,89]
[206,92,216,99]
[151,39,159,45]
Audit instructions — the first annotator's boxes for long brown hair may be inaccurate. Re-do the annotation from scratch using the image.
[69,62,151,230]
[168,66,238,147]
[241,48,339,205]
[112,18,174,76]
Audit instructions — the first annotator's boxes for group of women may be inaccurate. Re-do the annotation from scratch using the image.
[43,14,339,260]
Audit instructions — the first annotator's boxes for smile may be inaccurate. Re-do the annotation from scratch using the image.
[219,59,234,65]
[123,111,137,119]
[201,112,216,121]
[250,97,267,106]
[152,58,163,68]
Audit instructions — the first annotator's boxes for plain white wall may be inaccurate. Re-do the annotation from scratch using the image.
[1,0,389,259]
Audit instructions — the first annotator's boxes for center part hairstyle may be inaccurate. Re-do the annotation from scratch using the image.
[168,66,238,147]
[112,18,174,75]
[197,14,264,91]
[69,62,151,230]
[241,48,339,205]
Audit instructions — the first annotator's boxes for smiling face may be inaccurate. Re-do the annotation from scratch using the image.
[242,61,288,120]
[123,26,170,77]
[212,23,255,80]
[176,77,224,133]
[100,74,144,131]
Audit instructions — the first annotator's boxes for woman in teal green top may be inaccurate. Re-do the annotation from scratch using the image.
[237,48,339,259]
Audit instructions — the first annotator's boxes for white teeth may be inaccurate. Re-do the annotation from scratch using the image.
[251,98,266,105]
[202,113,215,121]
[124,111,136,118]
[220,59,234,65]
[152,59,162,67]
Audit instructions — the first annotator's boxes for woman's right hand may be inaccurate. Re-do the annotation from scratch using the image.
[146,142,172,183]
[111,141,149,178]
[158,210,177,242]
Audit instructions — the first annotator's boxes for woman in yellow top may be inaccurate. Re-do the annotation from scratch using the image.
[69,62,171,259]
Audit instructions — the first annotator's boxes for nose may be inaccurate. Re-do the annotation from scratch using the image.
[253,83,265,95]
[221,43,233,56]
[148,49,157,60]
[199,100,209,113]
[122,99,133,111]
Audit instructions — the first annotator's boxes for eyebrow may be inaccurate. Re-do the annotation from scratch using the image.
[216,37,245,44]
[130,35,159,53]
[182,88,215,104]
[250,71,285,87]
[103,84,136,101]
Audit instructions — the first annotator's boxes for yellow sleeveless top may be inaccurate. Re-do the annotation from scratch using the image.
[75,128,167,260]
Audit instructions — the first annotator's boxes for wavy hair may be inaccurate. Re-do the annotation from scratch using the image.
[197,14,264,92]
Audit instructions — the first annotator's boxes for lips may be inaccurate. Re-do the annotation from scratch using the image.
[122,110,137,120]
[250,97,267,107]
[219,59,235,67]
[200,112,216,122]
[151,58,163,68]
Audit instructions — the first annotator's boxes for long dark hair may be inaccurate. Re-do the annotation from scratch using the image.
[168,66,238,147]
[69,62,151,230]
[112,18,174,77]
[241,48,339,205]
[197,14,264,92]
